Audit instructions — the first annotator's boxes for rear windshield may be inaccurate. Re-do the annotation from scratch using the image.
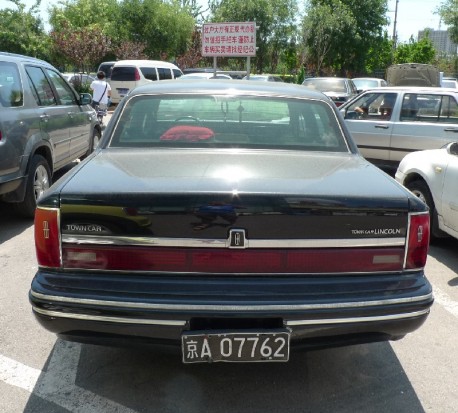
[109,94,348,152]
[111,66,136,81]
[303,79,347,93]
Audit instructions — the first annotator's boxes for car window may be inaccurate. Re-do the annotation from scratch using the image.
[346,92,397,121]
[110,94,348,152]
[141,67,158,81]
[0,61,23,107]
[303,79,346,93]
[157,68,172,80]
[399,93,454,122]
[173,69,182,78]
[46,69,77,105]
[26,65,57,106]
[111,66,136,81]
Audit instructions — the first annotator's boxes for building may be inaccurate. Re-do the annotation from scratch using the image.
[418,29,457,55]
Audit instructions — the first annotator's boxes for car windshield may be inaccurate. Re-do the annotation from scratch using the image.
[303,79,346,92]
[109,94,348,152]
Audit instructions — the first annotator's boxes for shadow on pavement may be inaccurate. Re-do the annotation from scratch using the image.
[23,340,425,413]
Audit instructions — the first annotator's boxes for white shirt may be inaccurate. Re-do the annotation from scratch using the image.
[90,79,111,104]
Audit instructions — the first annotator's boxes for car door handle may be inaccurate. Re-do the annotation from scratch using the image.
[375,124,389,129]
[40,114,49,122]
[444,128,458,132]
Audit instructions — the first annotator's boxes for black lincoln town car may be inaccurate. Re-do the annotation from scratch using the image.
[30,80,433,363]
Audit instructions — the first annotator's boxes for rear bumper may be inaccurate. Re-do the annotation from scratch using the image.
[30,269,433,350]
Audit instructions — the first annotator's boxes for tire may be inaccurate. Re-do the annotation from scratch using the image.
[81,128,101,160]
[406,179,448,240]
[14,154,51,218]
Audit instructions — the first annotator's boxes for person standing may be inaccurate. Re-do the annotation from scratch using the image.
[90,71,111,109]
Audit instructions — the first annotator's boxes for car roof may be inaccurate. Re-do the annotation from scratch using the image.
[0,52,54,68]
[359,86,458,93]
[113,59,180,69]
[128,79,330,101]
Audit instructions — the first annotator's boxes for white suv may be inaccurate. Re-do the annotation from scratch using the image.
[110,60,183,103]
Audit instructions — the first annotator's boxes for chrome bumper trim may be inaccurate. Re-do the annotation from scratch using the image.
[285,309,430,326]
[32,306,186,326]
[61,234,406,249]
[31,291,433,311]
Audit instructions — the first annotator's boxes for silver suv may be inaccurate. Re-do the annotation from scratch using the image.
[0,52,101,217]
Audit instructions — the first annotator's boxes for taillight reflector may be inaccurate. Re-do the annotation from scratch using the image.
[62,245,405,273]
[34,207,61,268]
[405,212,430,269]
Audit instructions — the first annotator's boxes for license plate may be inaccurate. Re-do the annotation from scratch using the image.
[117,88,129,95]
[182,330,290,363]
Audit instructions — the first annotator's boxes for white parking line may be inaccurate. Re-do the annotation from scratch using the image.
[0,354,41,392]
[433,286,458,318]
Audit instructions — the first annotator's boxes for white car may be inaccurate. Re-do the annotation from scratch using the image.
[395,141,458,240]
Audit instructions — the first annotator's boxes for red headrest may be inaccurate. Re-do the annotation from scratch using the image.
[160,125,215,142]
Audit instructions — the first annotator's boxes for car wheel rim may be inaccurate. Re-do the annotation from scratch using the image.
[34,165,50,200]
[93,134,100,150]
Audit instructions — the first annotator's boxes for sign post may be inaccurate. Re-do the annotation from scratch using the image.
[202,22,256,78]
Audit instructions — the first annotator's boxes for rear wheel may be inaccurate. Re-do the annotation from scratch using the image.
[81,128,101,160]
[406,180,448,240]
[14,154,51,218]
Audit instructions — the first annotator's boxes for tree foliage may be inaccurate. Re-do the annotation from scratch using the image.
[302,2,356,75]
[393,35,436,64]
[438,0,458,44]
[0,0,50,59]
[50,21,112,72]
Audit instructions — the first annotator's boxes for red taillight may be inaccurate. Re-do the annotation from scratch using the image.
[62,246,405,273]
[34,207,61,268]
[134,68,141,81]
[405,212,430,269]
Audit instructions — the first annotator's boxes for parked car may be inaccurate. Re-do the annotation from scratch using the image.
[30,79,433,363]
[242,74,284,82]
[302,77,358,107]
[352,77,387,93]
[0,52,101,217]
[442,77,458,89]
[178,72,232,79]
[340,86,458,174]
[62,73,95,85]
[110,60,183,103]
[395,141,458,241]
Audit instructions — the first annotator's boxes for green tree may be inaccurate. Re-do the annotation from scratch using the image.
[303,0,388,75]
[301,2,356,75]
[116,0,195,59]
[438,0,458,44]
[0,0,50,59]
[393,36,436,64]
[208,0,298,73]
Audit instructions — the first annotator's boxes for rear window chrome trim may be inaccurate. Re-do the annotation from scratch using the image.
[31,291,433,312]
[61,235,406,249]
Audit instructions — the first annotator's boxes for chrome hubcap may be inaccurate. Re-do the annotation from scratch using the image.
[33,165,50,200]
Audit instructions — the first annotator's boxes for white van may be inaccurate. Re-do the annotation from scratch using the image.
[110,60,183,103]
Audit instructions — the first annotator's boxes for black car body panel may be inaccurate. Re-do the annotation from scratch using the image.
[30,80,433,361]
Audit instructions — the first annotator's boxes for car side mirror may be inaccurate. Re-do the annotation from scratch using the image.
[448,141,458,156]
[80,93,92,106]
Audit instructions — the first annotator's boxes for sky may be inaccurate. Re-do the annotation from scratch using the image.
[0,0,446,43]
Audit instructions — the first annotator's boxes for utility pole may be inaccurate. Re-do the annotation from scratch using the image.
[392,0,399,51]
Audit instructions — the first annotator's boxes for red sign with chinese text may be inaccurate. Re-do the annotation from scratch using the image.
[202,22,256,57]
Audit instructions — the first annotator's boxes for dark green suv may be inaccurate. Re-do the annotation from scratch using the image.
[0,52,102,217]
